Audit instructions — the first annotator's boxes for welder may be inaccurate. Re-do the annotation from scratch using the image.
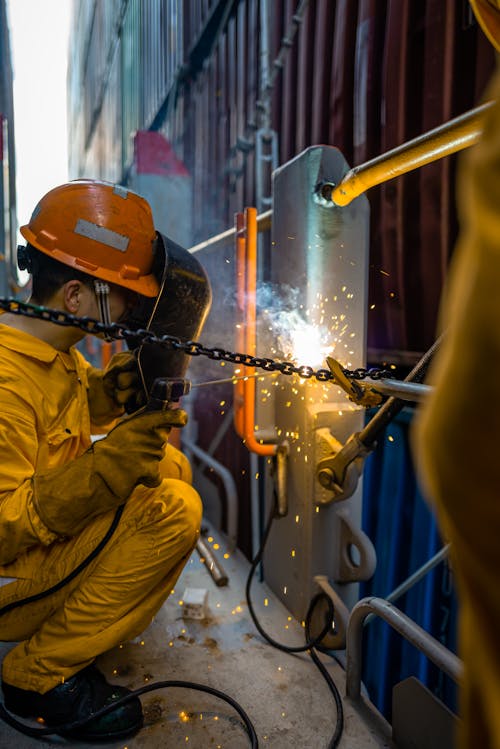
[0,180,202,741]
[413,2,500,747]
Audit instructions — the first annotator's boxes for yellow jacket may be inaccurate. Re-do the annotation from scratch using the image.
[0,325,191,567]
[0,325,95,564]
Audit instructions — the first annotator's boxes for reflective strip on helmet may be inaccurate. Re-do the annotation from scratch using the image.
[74,219,130,252]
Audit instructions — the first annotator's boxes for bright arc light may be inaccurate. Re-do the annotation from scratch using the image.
[289,323,333,367]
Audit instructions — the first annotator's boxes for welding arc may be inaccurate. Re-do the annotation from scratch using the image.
[0,681,258,746]
[245,497,344,749]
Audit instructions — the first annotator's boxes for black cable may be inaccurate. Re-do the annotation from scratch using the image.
[305,596,344,749]
[245,501,332,653]
[0,503,259,747]
[0,680,258,746]
[0,504,125,617]
[245,499,344,747]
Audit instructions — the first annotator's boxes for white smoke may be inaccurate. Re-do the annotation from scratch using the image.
[257,283,334,367]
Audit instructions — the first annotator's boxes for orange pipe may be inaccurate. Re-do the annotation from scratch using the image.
[234,212,246,438]
[101,341,113,368]
[242,207,276,456]
[100,338,123,369]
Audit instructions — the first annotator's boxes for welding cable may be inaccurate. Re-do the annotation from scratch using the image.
[245,499,344,748]
[304,596,344,749]
[0,505,125,618]
[0,681,258,746]
[245,500,334,653]
[0,507,259,747]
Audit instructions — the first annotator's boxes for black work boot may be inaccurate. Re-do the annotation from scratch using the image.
[1,664,143,741]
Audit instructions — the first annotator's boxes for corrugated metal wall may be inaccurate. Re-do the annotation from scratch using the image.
[68,0,495,362]
[66,0,496,722]
[66,0,497,558]
[0,0,18,294]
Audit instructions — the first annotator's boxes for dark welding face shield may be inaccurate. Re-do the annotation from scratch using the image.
[124,232,212,401]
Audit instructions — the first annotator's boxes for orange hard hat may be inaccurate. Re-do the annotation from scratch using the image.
[20,180,160,297]
[470,0,500,51]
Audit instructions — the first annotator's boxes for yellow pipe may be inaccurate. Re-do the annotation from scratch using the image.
[329,100,495,207]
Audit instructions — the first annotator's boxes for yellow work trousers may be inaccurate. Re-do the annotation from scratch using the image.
[0,477,201,693]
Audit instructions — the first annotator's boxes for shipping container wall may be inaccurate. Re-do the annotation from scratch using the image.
[66,0,496,723]
[66,0,497,560]
[68,0,495,362]
[0,0,18,294]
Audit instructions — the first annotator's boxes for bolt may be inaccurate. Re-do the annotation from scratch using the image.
[318,467,334,488]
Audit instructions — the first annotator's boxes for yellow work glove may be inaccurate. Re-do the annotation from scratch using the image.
[87,351,146,425]
[33,408,188,537]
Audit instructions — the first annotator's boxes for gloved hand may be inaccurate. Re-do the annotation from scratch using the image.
[33,408,188,537]
[87,351,146,425]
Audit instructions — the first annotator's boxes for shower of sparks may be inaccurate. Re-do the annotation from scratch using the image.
[287,323,334,367]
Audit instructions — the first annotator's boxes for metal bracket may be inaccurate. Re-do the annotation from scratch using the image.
[336,506,377,583]
[273,440,290,517]
[255,127,278,210]
[313,575,350,650]
[315,427,371,503]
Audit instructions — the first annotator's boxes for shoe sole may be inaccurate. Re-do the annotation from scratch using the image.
[59,716,144,742]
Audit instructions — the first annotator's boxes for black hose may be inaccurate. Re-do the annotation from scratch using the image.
[0,680,259,746]
[245,498,344,748]
[0,504,125,617]
[0,504,259,746]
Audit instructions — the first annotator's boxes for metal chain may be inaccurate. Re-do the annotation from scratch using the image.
[0,298,394,383]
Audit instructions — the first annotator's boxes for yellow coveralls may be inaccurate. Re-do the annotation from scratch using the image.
[412,66,500,747]
[0,325,201,693]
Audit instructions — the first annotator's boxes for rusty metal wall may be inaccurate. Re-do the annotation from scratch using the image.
[0,0,18,294]
[66,0,497,559]
[172,0,495,362]
[68,0,495,361]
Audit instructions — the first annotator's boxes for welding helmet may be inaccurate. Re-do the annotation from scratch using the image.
[20,180,159,297]
[125,232,212,398]
[470,0,500,50]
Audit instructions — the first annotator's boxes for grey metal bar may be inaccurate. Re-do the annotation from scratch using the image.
[359,335,443,449]
[188,209,272,254]
[196,536,229,587]
[346,597,462,700]
[182,437,238,550]
[364,545,450,625]
[366,378,432,402]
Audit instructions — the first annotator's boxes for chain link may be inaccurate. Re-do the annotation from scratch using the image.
[0,298,394,382]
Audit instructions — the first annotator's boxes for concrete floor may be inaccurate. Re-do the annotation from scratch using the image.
[0,525,395,748]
